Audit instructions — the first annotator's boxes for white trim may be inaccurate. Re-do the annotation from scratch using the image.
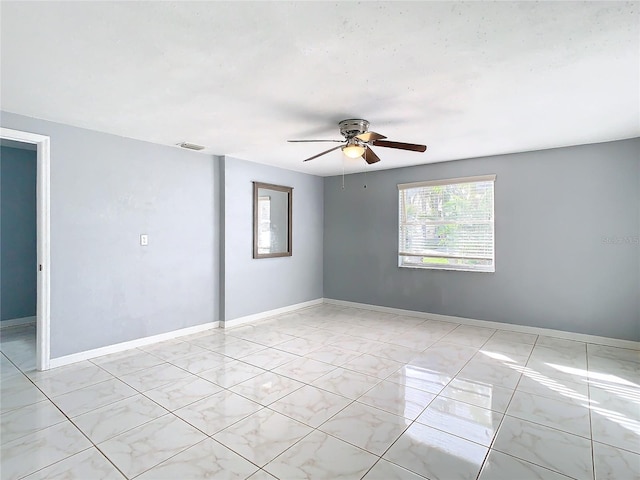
[0,316,36,329]
[324,299,640,350]
[0,128,51,370]
[224,298,324,329]
[398,174,496,190]
[49,322,220,369]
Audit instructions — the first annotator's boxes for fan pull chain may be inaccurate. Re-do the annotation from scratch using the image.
[363,163,367,189]
[342,159,345,190]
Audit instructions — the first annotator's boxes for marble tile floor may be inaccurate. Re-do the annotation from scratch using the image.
[1,305,639,479]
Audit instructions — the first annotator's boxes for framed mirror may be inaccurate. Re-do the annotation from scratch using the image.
[253,182,293,258]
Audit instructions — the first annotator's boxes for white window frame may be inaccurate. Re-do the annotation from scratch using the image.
[398,174,496,273]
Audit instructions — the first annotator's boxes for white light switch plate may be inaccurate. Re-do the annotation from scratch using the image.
[140,234,148,246]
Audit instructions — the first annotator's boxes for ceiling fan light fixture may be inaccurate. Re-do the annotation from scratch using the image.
[342,144,365,158]
[290,118,427,163]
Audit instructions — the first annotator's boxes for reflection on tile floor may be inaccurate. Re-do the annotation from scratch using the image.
[1,305,639,479]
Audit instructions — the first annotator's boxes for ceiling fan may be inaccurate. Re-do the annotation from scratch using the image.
[288,119,427,164]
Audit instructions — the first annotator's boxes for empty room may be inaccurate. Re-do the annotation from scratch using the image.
[0,2,638,480]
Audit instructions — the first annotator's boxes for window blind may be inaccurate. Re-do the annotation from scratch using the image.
[398,175,495,272]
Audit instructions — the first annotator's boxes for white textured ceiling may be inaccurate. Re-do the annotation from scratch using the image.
[1,1,638,176]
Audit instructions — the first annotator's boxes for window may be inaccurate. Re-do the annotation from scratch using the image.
[398,175,495,272]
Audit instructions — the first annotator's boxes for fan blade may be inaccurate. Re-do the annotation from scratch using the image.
[356,131,387,142]
[288,139,343,143]
[363,147,381,164]
[303,145,343,162]
[372,140,427,152]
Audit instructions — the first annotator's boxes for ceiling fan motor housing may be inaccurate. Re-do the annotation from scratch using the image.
[339,119,369,139]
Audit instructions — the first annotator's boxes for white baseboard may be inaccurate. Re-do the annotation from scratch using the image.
[49,321,220,369]
[0,316,36,329]
[45,296,637,370]
[325,298,640,350]
[224,298,324,329]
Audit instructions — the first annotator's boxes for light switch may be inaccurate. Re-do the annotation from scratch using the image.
[140,234,148,246]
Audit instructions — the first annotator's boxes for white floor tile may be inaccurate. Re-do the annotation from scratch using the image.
[357,380,435,420]
[273,337,322,355]
[173,389,262,435]
[1,421,91,480]
[264,430,377,480]
[530,344,587,366]
[246,470,277,480]
[588,357,639,392]
[370,342,422,363]
[536,336,585,351]
[515,374,590,405]
[506,390,591,438]
[589,382,640,410]
[490,330,538,345]
[23,447,125,480]
[0,354,22,380]
[319,401,410,455]
[492,416,594,480]
[593,441,640,480]
[29,362,113,397]
[439,378,514,413]
[240,348,300,370]
[0,400,66,445]
[2,308,635,480]
[272,356,337,383]
[416,396,503,447]
[186,332,241,350]
[230,371,304,406]
[197,359,266,388]
[143,376,222,411]
[441,325,496,347]
[241,330,297,348]
[480,338,535,358]
[385,365,451,394]
[383,422,488,480]
[587,344,639,364]
[92,350,165,377]
[213,408,313,467]
[412,343,479,372]
[306,345,363,367]
[141,340,209,362]
[119,362,195,392]
[169,350,227,374]
[0,374,48,413]
[210,339,267,359]
[72,394,168,443]
[268,384,351,427]
[312,367,381,399]
[457,357,523,390]
[51,377,138,417]
[98,414,207,478]
[478,450,573,480]
[363,459,428,479]
[136,438,259,479]
[589,399,640,454]
[343,353,404,379]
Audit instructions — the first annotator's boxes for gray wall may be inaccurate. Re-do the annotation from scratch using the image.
[222,157,323,322]
[324,139,640,341]
[0,111,219,357]
[1,146,37,321]
[2,108,635,358]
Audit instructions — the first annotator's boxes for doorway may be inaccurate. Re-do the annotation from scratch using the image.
[0,128,50,371]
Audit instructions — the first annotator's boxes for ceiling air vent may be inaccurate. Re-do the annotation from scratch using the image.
[177,142,205,151]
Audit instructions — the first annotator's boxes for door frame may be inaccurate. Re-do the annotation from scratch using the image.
[1,127,51,370]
